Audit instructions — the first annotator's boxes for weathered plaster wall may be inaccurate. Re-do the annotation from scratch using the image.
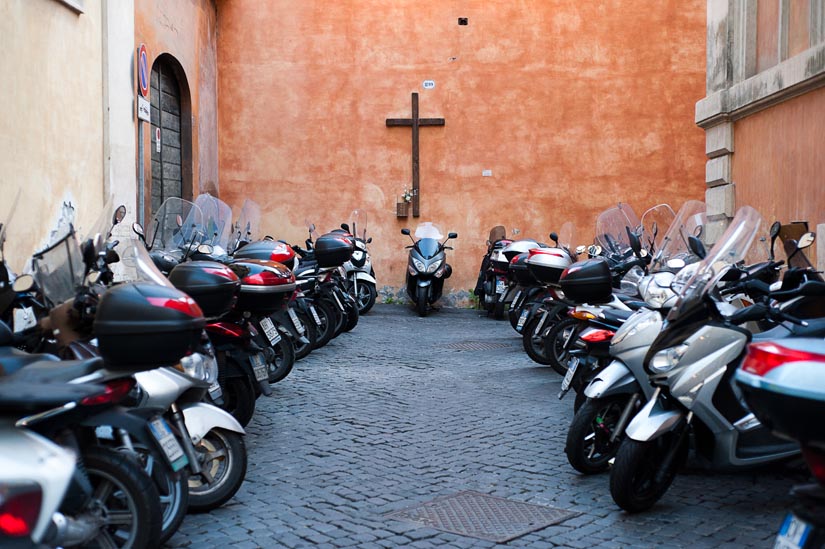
[135,0,218,217]
[217,1,707,298]
[732,86,825,265]
[0,0,105,272]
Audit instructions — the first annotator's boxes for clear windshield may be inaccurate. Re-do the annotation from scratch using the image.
[415,222,444,240]
[557,222,575,251]
[640,204,676,253]
[594,203,640,258]
[148,198,204,253]
[488,226,506,244]
[351,210,368,240]
[32,230,85,307]
[650,200,707,272]
[677,206,763,302]
[194,194,233,252]
[230,199,261,253]
[116,238,175,288]
[0,190,21,270]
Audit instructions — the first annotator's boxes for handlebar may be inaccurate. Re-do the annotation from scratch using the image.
[727,302,809,327]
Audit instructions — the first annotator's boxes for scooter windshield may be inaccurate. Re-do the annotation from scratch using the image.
[676,205,763,305]
[417,238,441,259]
[148,198,204,253]
[650,200,707,273]
[557,221,576,253]
[195,194,233,253]
[415,222,444,240]
[117,238,176,289]
[640,203,676,253]
[351,209,367,240]
[594,204,640,259]
[230,199,261,253]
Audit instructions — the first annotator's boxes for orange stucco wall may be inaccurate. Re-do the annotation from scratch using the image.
[135,0,218,218]
[732,86,825,260]
[217,1,706,299]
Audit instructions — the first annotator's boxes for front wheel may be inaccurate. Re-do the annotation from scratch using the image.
[609,432,686,513]
[134,444,189,544]
[80,446,163,549]
[566,396,628,474]
[544,317,582,375]
[293,310,317,360]
[416,286,429,317]
[188,429,248,513]
[342,296,359,332]
[522,315,555,365]
[220,373,256,428]
[351,280,377,314]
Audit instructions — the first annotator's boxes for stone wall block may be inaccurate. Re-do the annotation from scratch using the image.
[706,182,736,218]
[705,122,734,158]
[705,155,732,186]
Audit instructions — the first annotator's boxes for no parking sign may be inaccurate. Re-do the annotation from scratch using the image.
[138,44,150,98]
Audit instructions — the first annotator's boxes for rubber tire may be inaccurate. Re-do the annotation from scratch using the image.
[609,433,686,513]
[543,318,583,375]
[416,286,429,317]
[492,294,506,320]
[293,311,317,360]
[188,429,248,513]
[220,373,256,428]
[521,315,555,365]
[343,298,359,332]
[565,396,628,474]
[310,300,335,348]
[81,445,163,549]
[134,444,189,544]
[326,297,347,338]
[508,300,527,331]
[267,333,296,383]
[352,281,377,314]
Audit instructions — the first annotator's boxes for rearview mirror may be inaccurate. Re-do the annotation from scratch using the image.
[769,220,781,259]
[798,232,816,249]
[197,244,214,255]
[626,226,642,258]
[341,223,350,233]
[448,232,458,239]
[549,232,559,245]
[401,228,411,236]
[175,215,183,228]
[11,274,34,293]
[688,235,706,259]
[113,205,127,226]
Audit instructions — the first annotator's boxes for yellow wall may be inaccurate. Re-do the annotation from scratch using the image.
[0,0,105,272]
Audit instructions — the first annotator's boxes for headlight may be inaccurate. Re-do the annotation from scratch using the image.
[179,353,207,381]
[649,344,689,374]
[611,310,659,345]
[670,262,700,294]
[641,282,671,309]
[426,259,443,273]
[412,258,426,272]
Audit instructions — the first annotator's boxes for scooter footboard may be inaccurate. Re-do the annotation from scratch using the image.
[584,360,640,399]
[182,402,245,444]
[625,395,684,442]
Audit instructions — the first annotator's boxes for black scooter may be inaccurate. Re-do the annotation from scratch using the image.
[401,224,457,317]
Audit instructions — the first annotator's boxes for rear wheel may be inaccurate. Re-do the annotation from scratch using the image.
[416,286,429,317]
[492,294,506,320]
[133,445,188,544]
[522,315,554,365]
[311,300,335,348]
[292,311,317,360]
[609,432,687,512]
[188,429,247,513]
[267,333,295,383]
[566,396,627,474]
[80,446,162,549]
[544,317,582,375]
[342,294,359,332]
[220,373,256,428]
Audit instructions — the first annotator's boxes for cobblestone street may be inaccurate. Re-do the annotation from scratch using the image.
[169,304,805,548]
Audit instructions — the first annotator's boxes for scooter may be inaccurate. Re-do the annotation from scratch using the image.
[341,209,378,314]
[401,223,457,317]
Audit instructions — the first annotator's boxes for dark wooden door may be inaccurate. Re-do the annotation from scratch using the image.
[150,60,183,215]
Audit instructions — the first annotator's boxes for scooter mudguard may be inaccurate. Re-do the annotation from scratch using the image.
[625,395,683,442]
[182,402,245,444]
[584,360,640,399]
[417,279,432,288]
[353,272,376,285]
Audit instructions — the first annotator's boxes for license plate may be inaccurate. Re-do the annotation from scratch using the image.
[309,306,322,326]
[534,311,548,334]
[332,292,345,311]
[250,353,268,381]
[561,357,580,392]
[288,308,305,335]
[259,317,282,345]
[495,279,506,295]
[774,513,813,549]
[517,309,529,329]
[148,417,188,472]
[512,290,522,306]
[208,381,223,400]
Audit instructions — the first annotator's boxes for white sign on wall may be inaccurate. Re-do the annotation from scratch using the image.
[423,80,436,89]
[137,96,151,122]
[155,127,161,153]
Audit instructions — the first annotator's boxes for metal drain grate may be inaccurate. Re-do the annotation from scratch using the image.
[444,341,514,351]
[385,491,578,543]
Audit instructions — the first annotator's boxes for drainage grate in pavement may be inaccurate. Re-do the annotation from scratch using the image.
[444,341,514,351]
[385,491,578,543]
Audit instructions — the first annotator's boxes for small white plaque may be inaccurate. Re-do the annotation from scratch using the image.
[423,80,436,89]
[482,170,493,177]
[155,127,161,152]
[137,96,151,122]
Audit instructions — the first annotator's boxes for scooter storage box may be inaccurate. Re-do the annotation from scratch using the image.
[233,240,298,271]
[489,240,513,273]
[168,261,240,319]
[229,259,296,313]
[559,258,613,303]
[502,239,539,262]
[510,252,535,285]
[526,248,571,285]
[94,282,205,369]
[315,234,354,268]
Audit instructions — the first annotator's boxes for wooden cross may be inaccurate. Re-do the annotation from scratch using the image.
[386,92,445,217]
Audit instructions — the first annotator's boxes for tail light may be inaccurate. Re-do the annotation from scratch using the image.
[569,309,595,321]
[147,296,203,318]
[243,271,282,285]
[81,378,136,407]
[206,322,246,339]
[802,446,825,484]
[581,329,615,343]
[0,482,42,538]
[741,343,825,377]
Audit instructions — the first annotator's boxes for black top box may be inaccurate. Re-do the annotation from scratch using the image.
[315,233,354,268]
[168,261,240,319]
[559,258,613,304]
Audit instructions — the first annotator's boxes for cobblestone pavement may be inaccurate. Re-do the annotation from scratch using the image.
[168,304,807,548]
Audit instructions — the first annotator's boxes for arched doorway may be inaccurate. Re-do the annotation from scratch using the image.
[149,54,192,217]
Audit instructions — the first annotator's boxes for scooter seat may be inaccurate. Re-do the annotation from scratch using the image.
[616,293,646,310]
[0,378,105,413]
[752,317,825,341]
[0,347,60,376]
[7,357,104,384]
[601,309,634,325]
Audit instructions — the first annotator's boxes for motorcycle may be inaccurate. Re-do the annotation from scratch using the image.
[341,209,377,315]
[401,223,457,317]
[474,225,509,317]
